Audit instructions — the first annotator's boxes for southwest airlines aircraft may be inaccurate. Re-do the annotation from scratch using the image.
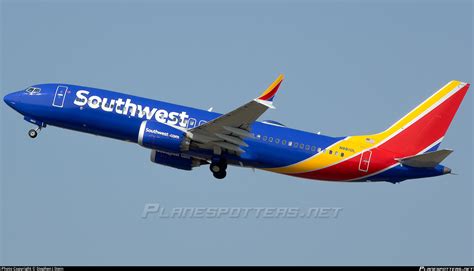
[3,75,470,182]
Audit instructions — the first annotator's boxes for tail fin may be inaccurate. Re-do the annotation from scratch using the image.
[374,81,469,155]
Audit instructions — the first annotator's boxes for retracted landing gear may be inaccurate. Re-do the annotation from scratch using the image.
[210,157,228,179]
[28,127,41,138]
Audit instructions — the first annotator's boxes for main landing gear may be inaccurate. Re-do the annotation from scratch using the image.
[28,127,41,138]
[210,157,227,179]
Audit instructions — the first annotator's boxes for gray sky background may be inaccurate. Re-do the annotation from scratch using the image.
[1,0,472,266]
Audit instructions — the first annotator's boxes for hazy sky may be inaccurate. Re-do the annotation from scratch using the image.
[1,0,472,266]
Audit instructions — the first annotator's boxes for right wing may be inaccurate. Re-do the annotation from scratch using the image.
[188,74,284,154]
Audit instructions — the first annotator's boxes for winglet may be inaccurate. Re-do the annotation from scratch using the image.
[257,74,284,103]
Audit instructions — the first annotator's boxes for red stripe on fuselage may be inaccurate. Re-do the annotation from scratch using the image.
[291,84,469,181]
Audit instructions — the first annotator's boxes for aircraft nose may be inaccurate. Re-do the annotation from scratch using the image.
[3,92,18,105]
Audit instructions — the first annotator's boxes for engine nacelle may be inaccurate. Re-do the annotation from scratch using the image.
[150,150,202,171]
[138,120,190,152]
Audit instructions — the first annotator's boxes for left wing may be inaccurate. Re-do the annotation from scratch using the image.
[188,74,284,154]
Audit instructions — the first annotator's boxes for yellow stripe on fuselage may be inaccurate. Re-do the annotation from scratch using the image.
[265,137,370,174]
[266,80,463,174]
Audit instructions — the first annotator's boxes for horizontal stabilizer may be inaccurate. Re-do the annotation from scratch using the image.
[396,149,453,168]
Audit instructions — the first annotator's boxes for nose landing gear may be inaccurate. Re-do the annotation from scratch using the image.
[28,127,41,138]
[23,117,46,139]
[210,157,228,179]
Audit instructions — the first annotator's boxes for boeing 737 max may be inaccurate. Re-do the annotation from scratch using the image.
[3,75,470,182]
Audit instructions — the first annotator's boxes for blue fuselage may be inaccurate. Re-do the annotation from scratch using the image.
[4,83,450,182]
[5,83,340,169]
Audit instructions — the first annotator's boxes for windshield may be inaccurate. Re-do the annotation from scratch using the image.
[25,87,41,94]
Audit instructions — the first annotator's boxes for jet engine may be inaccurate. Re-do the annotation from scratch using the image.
[150,150,204,171]
[138,120,190,152]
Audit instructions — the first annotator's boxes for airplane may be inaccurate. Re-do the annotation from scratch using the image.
[3,75,470,183]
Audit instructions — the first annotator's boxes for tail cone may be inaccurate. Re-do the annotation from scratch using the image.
[443,167,452,174]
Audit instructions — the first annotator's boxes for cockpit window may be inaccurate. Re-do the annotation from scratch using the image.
[26,87,41,94]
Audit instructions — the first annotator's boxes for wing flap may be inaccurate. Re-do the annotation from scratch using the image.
[215,133,249,147]
[213,141,245,153]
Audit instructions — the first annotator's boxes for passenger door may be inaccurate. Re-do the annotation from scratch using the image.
[52,85,68,108]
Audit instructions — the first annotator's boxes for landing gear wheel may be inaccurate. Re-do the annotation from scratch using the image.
[28,129,38,138]
[213,171,227,179]
[28,126,41,138]
[210,163,220,173]
[210,157,228,179]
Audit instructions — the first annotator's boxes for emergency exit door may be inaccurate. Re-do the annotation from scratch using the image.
[358,151,372,172]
